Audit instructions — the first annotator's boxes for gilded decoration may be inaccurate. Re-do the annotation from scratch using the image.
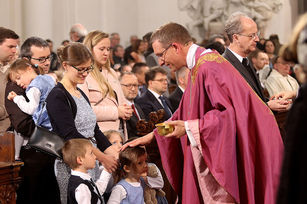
[192,53,226,83]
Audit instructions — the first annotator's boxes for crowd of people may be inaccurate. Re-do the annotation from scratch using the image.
[0,11,307,204]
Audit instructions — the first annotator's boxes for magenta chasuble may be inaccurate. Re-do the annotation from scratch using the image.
[154,47,283,204]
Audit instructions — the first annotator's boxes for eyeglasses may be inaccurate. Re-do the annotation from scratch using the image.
[237,31,260,40]
[30,55,52,63]
[156,44,172,61]
[153,78,168,83]
[277,61,291,66]
[121,84,139,89]
[71,65,94,74]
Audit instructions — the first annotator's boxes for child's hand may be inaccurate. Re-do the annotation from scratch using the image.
[141,174,148,183]
[7,91,17,101]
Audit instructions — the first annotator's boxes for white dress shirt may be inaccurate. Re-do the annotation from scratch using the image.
[72,169,111,204]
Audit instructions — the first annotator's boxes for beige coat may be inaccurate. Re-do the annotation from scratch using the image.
[78,68,128,139]
[0,65,10,133]
[265,69,300,98]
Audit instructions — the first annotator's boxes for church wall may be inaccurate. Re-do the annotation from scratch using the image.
[0,0,301,49]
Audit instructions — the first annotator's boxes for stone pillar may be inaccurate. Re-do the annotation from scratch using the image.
[0,0,22,38]
[21,0,53,40]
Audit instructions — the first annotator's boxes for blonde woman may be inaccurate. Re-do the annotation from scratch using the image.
[81,31,133,140]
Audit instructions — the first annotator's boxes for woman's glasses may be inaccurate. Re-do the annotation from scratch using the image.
[71,65,94,74]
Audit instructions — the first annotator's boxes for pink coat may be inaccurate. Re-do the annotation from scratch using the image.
[78,68,128,139]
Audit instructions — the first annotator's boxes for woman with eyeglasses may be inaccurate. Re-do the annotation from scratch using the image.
[46,43,118,204]
[81,31,133,140]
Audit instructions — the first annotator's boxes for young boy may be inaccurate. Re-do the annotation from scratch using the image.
[62,139,111,204]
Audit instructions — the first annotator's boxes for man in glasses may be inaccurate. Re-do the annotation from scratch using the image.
[120,72,145,139]
[124,22,283,204]
[265,56,299,98]
[20,37,51,74]
[223,12,290,112]
[4,36,60,203]
[136,66,174,121]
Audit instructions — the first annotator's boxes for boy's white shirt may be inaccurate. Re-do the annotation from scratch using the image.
[13,87,41,115]
[107,163,163,204]
[72,169,111,204]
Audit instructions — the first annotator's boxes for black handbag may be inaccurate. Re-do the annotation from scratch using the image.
[28,102,64,159]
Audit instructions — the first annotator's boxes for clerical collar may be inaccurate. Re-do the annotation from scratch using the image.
[186,44,199,69]
[186,44,212,69]
[178,85,185,92]
[228,48,244,63]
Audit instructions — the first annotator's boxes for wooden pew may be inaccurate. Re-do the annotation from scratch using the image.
[0,132,23,204]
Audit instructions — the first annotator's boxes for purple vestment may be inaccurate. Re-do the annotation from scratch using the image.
[155,47,283,204]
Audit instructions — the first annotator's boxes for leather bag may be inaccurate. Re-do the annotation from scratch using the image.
[28,102,64,159]
[28,125,64,159]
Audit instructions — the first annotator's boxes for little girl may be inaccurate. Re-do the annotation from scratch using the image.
[104,130,124,154]
[107,146,147,204]
[107,144,166,204]
[7,58,56,130]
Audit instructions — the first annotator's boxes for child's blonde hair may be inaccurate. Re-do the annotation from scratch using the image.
[62,139,92,170]
[103,130,124,141]
[113,146,147,184]
[8,58,44,82]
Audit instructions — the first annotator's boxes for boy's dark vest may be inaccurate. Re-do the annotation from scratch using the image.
[67,175,103,204]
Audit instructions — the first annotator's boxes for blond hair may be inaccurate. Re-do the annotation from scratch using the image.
[83,30,115,98]
[103,130,123,141]
[62,139,92,170]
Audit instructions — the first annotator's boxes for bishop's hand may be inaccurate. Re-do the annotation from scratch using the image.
[164,120,186,138]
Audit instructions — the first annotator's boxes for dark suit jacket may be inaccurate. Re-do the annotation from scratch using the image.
[135,85,147,100]
[135,90,173,121]
[5,81,35,137]
[223,48,267,102]
[168,86,183,111]
[126,103,146,138]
